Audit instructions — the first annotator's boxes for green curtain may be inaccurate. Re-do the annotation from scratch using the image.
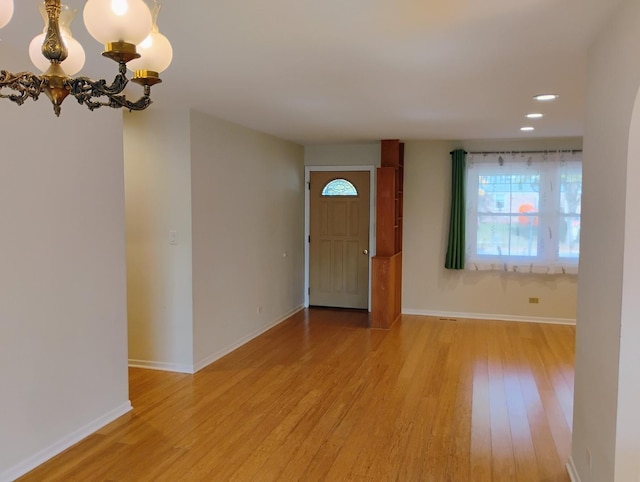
[445,149,466,269]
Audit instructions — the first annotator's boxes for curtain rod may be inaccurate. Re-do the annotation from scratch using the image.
[451,149,582,155]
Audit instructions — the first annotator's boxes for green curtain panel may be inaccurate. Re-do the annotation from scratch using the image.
[445,149,466,269]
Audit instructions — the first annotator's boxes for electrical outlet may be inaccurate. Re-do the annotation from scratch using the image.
[529,297,539,304]
[586,448,592,469]
[257,306,263,315]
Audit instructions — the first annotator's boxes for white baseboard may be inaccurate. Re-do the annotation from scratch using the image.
[192,305,304,373]
[128,359,195,374]
[1,401,132,482]
[401,308,576,326]
[566,456,581,482]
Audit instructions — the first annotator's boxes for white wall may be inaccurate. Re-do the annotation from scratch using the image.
[0,101,130,479]
[124,106,194,373]
[305,143,380,166]
[571,0,640,480]
[616,88,640,482]
[190,110,305,369]
[403,139,581,323]
[124,109,304,373]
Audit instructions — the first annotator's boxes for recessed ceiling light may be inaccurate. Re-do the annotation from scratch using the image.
[534,94,559,102]
[526,113,544,119]
[521,126,535,132]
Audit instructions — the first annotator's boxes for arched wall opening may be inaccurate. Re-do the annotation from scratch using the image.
[612,84,640,482]
[570,1,640,479]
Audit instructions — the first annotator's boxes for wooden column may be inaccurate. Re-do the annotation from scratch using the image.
[371,139,404,329]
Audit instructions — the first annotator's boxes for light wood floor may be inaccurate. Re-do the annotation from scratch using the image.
[20,309,575,482]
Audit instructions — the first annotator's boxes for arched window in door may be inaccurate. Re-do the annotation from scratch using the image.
[321,178,358,196]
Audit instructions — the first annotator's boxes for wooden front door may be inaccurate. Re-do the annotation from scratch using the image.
[309,171,370,309]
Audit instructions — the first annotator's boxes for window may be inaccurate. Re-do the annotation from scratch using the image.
[321,178,358,196]
[465,152,581,274]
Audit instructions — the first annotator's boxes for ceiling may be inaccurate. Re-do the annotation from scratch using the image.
[0,0,624,144]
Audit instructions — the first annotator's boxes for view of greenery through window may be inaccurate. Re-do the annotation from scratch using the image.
[476,174,541,257]
[558,172,582,258]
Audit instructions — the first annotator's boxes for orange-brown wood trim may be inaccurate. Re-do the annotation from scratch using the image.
[371,251,402,329]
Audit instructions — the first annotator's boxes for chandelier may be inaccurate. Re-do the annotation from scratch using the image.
[0,0,172,116]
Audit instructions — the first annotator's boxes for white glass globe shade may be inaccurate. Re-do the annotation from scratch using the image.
[128,31,173,74]
[29,33,49,72]
[83,0,152,46]
[0,0,14,29]
[29,33,86,76]
[59,36,85,75]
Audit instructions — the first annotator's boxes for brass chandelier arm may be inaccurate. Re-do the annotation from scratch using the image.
[68,74,152,112]
[0,67,153,115]
[66,62,152,112]
[0,71,45,105]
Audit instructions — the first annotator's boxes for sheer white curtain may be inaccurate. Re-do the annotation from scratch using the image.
[465,151,581,274]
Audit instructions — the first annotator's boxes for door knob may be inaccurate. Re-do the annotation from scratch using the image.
[363,249,369,255]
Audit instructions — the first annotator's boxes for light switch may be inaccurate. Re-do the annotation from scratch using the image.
[169,230,178,245]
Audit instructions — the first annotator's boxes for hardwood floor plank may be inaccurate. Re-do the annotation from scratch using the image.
[444,322,474,482]
[500,325,541,482]
[487,324,517,481]
[516,335,570,482]
[18,310,574,482]
[469,321,494,482]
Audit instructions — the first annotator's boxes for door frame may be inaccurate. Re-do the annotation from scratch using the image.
[304,165,377,311]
